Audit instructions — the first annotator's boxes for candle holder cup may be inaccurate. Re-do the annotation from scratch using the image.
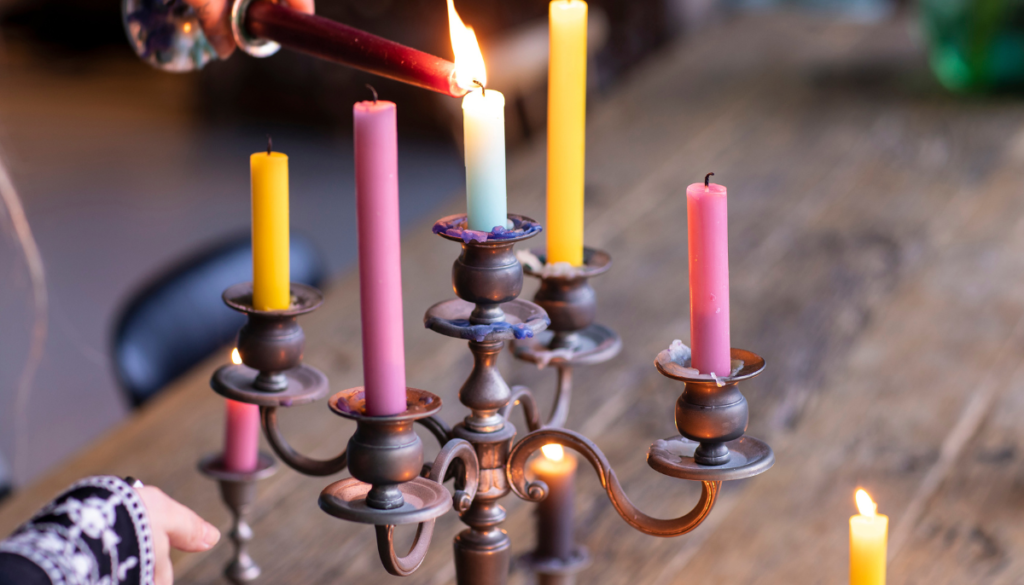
[507,246,621,434]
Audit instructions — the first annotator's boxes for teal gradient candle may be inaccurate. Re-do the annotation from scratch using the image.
[463,88,508,232]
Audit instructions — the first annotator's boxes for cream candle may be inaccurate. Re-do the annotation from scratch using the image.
[850,489,888,585]
[448,0,507,233]
[686,173,731,376]
[354,97,407,417]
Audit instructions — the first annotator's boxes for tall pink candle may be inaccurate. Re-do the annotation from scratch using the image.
[224,399,260,472]
[354,100,407,416]
[686,178,731,376]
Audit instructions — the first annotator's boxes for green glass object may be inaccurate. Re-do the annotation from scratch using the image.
[921,0,1024,92]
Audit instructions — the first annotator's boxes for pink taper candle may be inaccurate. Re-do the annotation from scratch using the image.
[686,174,731,376]
[224,399,260,471]
[354,99,407,416]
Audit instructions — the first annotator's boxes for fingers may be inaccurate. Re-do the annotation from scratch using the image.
[286,0,315,14]
[181,0,236,59]
[138,486,221,553]
[161,496,221,552]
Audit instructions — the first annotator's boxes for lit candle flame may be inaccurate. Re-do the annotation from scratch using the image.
[231,348,242,365]
[540,444,564,461]
[447,0,486,91]
[855,489,877,518]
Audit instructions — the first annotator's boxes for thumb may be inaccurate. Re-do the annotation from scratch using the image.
[160,496,221,553]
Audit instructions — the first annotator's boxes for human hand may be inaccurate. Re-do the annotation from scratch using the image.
[181,0,316,59]
[136,486,221,585]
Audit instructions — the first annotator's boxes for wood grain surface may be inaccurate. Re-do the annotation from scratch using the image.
[5,11,1024,584]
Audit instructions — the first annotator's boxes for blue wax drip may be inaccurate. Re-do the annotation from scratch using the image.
[425,318,535,342]
[432,216,542,243]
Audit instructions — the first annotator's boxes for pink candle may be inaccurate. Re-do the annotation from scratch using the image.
[354,99,407,416]
[686,176,731,376]
[224,399,260,472]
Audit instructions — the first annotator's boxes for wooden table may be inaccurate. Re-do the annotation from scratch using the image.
[6,12,1024,584]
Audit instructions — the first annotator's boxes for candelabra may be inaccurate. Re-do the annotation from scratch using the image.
[194,212,774,585]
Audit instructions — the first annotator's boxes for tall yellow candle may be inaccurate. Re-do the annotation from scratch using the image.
[850,489,887,585]
[546,0,587,266]
[250,147,291,311]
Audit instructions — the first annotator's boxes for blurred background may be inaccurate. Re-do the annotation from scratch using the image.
[0,0,1017,494]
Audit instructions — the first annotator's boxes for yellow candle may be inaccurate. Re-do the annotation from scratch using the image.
[250,149,290,311]
[546,0,588,266]
[850,489,887,585]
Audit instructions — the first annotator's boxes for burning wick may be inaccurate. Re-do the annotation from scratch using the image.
[231,347,242,365]
[855,488,877,517]
[541,443,565,461]
[366,83,378,103]
[473,79,486,96]
[704,172,714,190]
[267,135,273,155]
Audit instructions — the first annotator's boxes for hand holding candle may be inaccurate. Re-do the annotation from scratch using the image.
[687,173,731,376]
[850,489,887,585]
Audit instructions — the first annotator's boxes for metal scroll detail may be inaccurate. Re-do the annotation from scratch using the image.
[375,439,480,576]
[498,365,573,432]
[507,428,720,537]
[260,407,348,476]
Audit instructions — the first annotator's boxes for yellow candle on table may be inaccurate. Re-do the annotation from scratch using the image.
[250,147,290,311]
[850,489,887,585]
[546,0,588,266]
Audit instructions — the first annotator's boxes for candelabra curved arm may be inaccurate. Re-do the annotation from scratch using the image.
[507,428,721,537]
[375,438,480,576]
[260,406,348,476]
[417,415,454,447]
[498,366,573,431]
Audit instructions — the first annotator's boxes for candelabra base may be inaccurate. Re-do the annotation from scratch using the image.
[518,546,590,585]
[198,452,277,584]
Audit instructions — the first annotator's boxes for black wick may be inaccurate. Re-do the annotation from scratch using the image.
[267,135,272,155]
[473,79,486,96]
[366,84,378,103]
[705,172,714,188]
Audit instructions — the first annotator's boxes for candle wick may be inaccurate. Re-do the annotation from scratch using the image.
[267,135,272,155]
[365,83,378,104]
[473,79,486,96]
[704,172,714,189]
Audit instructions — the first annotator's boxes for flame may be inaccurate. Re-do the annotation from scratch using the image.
[231,348,242,365]
[540,444,564,462]
[855,489,877,517]
[447,0,486,91]
[183,21,192,33]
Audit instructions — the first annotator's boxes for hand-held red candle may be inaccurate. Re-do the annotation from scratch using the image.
[244,0,467,97]
[687,174,731,377]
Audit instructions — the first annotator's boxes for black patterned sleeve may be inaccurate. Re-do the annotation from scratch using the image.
[0,476,156,585]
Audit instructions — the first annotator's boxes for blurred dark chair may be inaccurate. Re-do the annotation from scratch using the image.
[0,452,11,503]
[113,233,326,408]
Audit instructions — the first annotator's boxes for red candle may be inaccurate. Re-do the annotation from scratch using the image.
[354,99,407,416]
[224,348,260,471]
[686,175,731,376]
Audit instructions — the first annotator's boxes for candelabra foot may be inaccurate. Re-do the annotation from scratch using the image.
[198,452,277,584]
[518,546,591,585]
